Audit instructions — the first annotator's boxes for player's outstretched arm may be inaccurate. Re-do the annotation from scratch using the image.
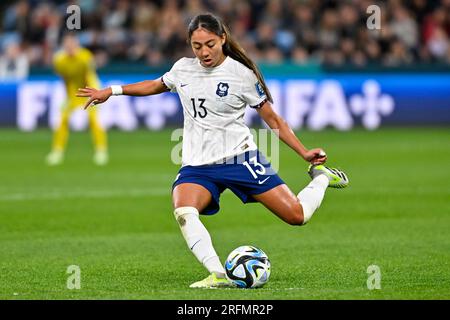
[257,101,327,165]
[77,79,168,109]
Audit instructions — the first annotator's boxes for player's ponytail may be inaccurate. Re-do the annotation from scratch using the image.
[188,13,273,103]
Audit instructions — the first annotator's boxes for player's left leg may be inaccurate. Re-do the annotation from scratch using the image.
[46,103,71,165]
[87,108,108,165]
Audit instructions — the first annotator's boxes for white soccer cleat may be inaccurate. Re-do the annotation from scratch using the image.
[94,150,109,166]
[308,164,349,188]
[46,150,64,166]
[189,273,236,289]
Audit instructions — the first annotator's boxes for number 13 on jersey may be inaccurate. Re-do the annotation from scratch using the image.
[190,98,207,118]
[243,156,266,178]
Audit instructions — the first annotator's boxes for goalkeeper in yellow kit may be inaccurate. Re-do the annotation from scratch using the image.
[46,33,108,166]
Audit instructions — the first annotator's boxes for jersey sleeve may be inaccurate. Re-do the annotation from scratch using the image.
[241,69,267,108]
[52,53,64,76]
[86,68,100,89]
[162,58,185,93]
[84,50,100,88]
[82,49,100,89]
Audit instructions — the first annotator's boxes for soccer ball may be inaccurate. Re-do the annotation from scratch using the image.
[224,245,271,288]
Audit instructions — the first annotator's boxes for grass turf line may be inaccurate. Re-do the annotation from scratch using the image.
[0,128,449,299]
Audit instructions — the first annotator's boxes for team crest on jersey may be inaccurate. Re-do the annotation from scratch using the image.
[216,82,229,97]
[255,81,265,97]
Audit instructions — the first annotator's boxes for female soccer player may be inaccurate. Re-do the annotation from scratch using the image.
[77,14,349,288]
[46,33,108,166]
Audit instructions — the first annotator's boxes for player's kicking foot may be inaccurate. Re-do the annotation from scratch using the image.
[308,164,349,188]
[46,150,64,166]
[189,273,236,289]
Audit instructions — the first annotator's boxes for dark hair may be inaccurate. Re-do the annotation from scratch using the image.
[62,30,78,39]
[188,13,273,103]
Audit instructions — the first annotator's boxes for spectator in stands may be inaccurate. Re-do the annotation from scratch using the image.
[0,42,29,80]
[1,0,449,68]
[427,27,449,60]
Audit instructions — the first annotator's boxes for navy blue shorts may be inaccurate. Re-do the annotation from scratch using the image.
[172,150,285,215]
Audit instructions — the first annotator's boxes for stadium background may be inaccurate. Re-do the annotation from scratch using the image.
[0,0,449,300]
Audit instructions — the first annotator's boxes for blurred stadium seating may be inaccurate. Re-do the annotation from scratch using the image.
[0,0,449,131]
[0,0,449,75]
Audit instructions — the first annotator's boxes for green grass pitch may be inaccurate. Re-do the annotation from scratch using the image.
[0,127,449,299]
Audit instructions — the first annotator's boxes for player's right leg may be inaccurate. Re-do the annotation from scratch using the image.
[46,103,71,166]
[308,165,349,188]
[298,165,349,223]
[87,108,108,166]
[172,183,235,288]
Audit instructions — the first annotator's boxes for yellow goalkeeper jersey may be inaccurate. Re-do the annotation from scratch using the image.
[53,47,99,107]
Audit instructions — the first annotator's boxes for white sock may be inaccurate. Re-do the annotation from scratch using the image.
[174,207,226,276]
[297,175,329,224]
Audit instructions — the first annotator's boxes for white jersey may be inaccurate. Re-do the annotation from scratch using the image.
[162,56,267,166]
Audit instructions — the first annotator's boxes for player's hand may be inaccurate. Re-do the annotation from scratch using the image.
[303,148,327,165]
[76,87,112,109]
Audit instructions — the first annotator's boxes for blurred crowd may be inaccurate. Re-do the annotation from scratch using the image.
[1,0,450,79]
